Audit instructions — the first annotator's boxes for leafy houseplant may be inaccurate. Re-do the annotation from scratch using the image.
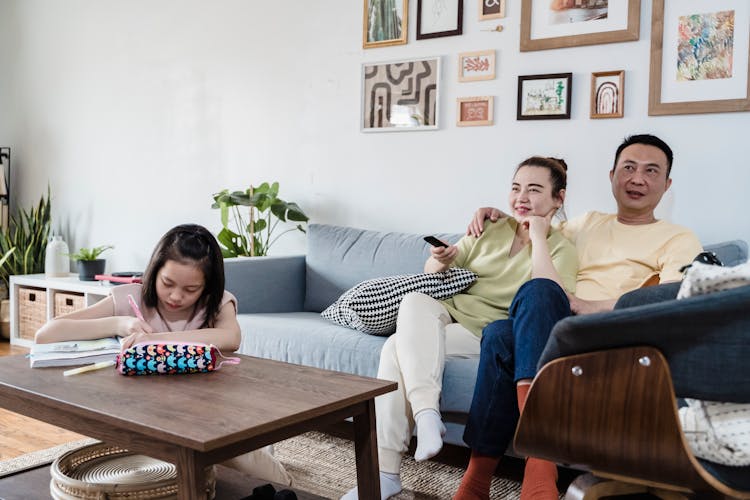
[69,245,113,281]
[211,182,309,257]
[0,188,52,297]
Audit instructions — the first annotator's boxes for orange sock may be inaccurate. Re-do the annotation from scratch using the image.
[454,451,499,500]
[516,381,558,500]
[520,458,558,500]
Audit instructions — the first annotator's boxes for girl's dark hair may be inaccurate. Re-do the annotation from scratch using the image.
[141,224,225,328]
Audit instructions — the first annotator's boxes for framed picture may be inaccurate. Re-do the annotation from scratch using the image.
[648,0,750,116]
[457,97,494,126]
[517,73,572,120]
[479,0,505,20]
[363,0,408,48]
[520,0,640,52]
[361,57,441,132]
[591,70,624,118]
[458,50,496,82]
[417,0,463,40]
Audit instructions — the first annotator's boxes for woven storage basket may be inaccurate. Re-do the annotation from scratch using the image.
[50,443,216,500]
[18,286,47,341]
[54,292,86,317]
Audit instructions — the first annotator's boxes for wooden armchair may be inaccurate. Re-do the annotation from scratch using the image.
[514,283,750,500]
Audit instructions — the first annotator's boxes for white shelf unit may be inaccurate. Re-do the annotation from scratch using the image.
[9,273,116,348]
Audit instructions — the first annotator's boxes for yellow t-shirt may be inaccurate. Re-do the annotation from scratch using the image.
[440,219,578,337]
[559,211,703,301]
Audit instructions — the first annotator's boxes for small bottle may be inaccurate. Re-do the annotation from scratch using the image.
[45,235,70,277]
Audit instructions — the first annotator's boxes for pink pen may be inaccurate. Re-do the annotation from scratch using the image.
[127,294,145,322]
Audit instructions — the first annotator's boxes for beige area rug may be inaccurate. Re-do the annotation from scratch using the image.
[274,432,521,499]
[0,433,522,499]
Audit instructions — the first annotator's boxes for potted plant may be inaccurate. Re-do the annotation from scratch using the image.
[0,187,52,295]
[69,245,114,281]
[211,182,309,257]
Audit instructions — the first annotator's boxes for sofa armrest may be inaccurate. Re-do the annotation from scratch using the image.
[224,255,306,313]
[539,284,750,402]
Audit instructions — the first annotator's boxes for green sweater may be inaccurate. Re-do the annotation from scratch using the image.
[440,219,578,337]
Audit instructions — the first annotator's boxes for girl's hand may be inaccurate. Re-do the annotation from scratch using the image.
[119,316,154,337]
[430,244,458,265]
[119,331,153,351]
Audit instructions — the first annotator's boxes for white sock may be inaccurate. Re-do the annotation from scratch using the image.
[414,408,446,462]
[340,471,402,500]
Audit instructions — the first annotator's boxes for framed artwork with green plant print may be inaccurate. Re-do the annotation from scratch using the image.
[363,0,408,48]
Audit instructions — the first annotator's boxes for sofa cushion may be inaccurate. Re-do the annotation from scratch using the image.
[304,224,462,312]
[320,268,477,335]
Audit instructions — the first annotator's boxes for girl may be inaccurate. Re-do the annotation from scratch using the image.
[35,223,292,485]
[342,157,578,500]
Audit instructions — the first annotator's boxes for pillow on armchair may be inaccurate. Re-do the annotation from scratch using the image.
[321,268,477,336]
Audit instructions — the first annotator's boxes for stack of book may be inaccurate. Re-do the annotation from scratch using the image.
[30,337,121,368]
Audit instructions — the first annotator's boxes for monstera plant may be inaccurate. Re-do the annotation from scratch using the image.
[211,182,309,257]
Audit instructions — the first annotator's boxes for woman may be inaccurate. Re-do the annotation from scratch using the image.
[342,157,578,499]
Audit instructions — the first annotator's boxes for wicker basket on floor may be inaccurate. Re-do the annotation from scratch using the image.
[50,443,216,499]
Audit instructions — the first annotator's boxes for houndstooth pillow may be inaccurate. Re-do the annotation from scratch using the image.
[320,268,477,336]
[677,261,750,466]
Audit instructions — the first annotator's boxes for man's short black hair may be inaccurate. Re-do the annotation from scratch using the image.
[613,134,674,177]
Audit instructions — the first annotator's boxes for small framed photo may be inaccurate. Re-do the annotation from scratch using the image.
[417,0,463,40]
[479,0,505,20]
[456,96,494,126]
[458,50,495,82]
[362,57,441,132]
[517,73,572,120]
[363,0,408,49]
[591,70,624,119]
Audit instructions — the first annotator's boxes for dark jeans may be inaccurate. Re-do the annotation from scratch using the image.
[462,278,571,456]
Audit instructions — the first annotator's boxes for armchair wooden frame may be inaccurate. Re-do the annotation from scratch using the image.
[514,346,750,500]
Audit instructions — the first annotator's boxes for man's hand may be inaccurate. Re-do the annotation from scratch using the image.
[567,294,617,315]
[467,207,505,237]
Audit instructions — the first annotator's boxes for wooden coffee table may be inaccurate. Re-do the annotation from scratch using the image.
[0,354,397,499]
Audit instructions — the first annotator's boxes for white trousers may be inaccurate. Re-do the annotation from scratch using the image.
[376,292,480,473]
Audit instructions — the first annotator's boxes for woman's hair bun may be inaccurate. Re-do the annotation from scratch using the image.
[547,157,568,171]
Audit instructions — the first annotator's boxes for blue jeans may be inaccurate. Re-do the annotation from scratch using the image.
[462,278,571,456]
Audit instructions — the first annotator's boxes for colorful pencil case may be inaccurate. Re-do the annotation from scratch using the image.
[116,342,240,376]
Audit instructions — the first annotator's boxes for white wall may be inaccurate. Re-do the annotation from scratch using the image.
[1,0,748,272]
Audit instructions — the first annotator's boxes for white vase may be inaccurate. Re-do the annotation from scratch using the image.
[45,235,70,277]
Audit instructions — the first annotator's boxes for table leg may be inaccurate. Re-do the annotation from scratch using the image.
[353,399,381,500]
[176,447,208,500]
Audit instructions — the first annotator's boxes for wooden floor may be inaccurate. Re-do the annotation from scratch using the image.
[0,340,87,461]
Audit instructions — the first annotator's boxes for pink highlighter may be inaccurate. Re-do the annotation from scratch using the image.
[127,294,145,322]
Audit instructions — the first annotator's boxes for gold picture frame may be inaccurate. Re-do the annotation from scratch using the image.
[363,0,409,49]
[520,0,640,52]
[456,97,494,126]
[648,0,750,116]
[591,70,624,119]
[478,0,505,21]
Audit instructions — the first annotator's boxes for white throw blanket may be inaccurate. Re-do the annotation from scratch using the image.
[677,261,750,466]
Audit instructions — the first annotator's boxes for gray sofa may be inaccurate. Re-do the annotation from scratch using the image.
[224,223,749,448]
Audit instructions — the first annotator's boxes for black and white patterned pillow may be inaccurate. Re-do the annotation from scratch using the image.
[320,268,477,336]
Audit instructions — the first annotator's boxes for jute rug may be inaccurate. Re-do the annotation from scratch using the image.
[0,432,522,499]
[274,432,521,499]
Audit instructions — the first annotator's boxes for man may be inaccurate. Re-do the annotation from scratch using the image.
[456,134,703,500]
